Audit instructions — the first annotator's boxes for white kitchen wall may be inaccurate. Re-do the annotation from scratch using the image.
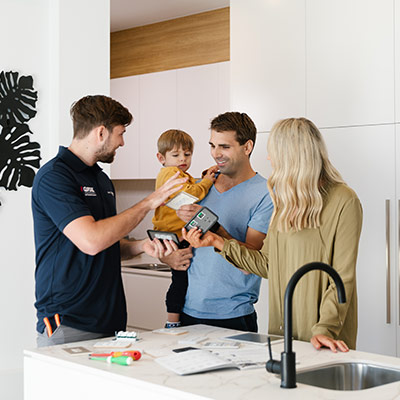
[0,1,109,399]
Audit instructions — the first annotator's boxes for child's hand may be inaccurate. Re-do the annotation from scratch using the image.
[202,165,219,182]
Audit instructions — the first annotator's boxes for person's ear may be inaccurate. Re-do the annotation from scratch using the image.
[96,125,108,143]
[244,140,254,156]
[157,152,166,165]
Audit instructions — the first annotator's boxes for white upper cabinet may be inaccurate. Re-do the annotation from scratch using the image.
[139,69,178,179]
[306,0,394,127]
[230,0,306,133]
[395,0,400,123]
[251,132,271,179]
[110,62,230,179]
[177,62,230,177]
[110,75,140,179]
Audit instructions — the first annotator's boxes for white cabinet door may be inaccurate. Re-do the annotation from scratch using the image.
[110,75,140,179]
[139,70,177,178]
[322,125,397,356]
[177,63,226,178]
[306,0,394,127]
[230,0,306,133]
[110,62,230,179]
[122,271,171,330]
[395,0,400,123]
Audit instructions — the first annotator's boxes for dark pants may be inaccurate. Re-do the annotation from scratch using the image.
[181,311,258,332]
[166,269,188,313]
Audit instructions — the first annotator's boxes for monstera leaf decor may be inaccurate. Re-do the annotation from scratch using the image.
[0,71,41,191]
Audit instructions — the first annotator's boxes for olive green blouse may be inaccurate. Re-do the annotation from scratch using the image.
[219,184,363,349]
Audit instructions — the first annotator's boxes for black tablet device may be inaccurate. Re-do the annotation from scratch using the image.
[147,230,190,249]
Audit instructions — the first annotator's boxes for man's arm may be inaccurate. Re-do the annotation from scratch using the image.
[176,204,266,251]
[120,238,179,260]
[63,172,187,256]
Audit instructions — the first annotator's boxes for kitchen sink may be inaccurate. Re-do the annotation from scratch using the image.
[296,361,400,390]
[127,263,171,272]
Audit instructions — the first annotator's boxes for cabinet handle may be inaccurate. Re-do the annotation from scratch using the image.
[386,199,391,324]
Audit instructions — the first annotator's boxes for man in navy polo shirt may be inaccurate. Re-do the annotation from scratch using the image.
[32,95,185,347]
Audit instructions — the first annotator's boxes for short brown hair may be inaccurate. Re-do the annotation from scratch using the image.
[210,112,257,149]
[157,129,194,155]
[70,95,133,139]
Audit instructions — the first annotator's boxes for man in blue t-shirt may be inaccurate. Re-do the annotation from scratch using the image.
[32,95,186,347]
[163,112,274,332]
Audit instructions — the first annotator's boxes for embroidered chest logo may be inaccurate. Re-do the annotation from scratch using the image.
[81,186,97,197]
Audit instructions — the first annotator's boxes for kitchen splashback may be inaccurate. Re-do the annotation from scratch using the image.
[113,179,155,239]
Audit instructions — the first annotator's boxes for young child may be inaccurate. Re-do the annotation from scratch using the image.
[152,129,218,328]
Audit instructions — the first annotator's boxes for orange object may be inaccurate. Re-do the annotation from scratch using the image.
[43,314,61,337]
[54,313,61,327]
[43,317,52,337]
[90,350,142,360]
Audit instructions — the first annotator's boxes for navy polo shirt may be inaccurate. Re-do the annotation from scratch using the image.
[32,146,126,334]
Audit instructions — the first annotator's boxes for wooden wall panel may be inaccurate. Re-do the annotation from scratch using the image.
[111,7,230,78]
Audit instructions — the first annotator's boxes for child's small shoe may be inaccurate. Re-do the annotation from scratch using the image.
[164,321,181,329]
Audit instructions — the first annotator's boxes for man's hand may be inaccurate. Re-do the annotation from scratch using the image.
[161,247,193,271]
[143,238,179,259]
[310,334,349,353]
[176,204,202,223]
[145,171,188,210]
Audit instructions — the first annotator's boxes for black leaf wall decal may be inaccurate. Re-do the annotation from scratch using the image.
[0,71,41,192]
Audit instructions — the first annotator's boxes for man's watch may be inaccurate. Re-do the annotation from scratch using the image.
[209,221,220,233]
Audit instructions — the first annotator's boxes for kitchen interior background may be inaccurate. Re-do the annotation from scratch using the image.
[2,1,400,399]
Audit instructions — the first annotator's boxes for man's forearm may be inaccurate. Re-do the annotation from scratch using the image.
[63,199,152,256]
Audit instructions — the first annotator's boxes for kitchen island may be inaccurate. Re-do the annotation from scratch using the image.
[24,325,400,399]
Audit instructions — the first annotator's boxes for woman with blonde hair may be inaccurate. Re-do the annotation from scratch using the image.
[183,117,363,352]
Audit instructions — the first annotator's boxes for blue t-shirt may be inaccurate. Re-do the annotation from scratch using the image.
[31,146,126,334]
[183,173,273,319]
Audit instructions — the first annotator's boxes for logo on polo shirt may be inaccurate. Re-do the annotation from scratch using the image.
[81,186,97,197]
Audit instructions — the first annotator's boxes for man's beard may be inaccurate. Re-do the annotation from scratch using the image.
[96,141,115,164]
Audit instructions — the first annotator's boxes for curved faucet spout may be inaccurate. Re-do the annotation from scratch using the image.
[284,262,346,354]
[266,261,346,389]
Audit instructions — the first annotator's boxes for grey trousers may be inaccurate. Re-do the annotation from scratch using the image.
[36,324,108,347]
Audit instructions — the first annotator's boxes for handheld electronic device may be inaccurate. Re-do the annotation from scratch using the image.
[147,230,190,249]
[184,207,219,235]
[223,332,284,346]
[165,191,199,210]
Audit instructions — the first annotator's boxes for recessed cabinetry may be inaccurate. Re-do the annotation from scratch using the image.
[111,62,230,179]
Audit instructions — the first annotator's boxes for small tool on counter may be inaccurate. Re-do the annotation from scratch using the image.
[89,355,134,366]
[90,350,141,360]
[43,313,61,337]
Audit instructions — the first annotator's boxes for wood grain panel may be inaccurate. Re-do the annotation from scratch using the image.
[111,7,229,78]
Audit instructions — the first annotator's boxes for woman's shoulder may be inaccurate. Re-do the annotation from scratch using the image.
[327,183,360,204]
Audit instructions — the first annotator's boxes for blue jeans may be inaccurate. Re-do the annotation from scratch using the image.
[36,324,108,347]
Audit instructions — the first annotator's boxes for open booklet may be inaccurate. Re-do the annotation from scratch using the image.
[155,346,279,376]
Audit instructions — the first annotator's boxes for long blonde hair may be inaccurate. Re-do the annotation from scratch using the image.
[267,118,344,232]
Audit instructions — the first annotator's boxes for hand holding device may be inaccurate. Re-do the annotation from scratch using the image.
[147,230,190,249]
[184,207,219,236]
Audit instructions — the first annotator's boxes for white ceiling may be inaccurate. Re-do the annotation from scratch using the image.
[110,0,230,32]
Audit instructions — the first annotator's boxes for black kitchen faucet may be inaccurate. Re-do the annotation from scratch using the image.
[266,262,346,388]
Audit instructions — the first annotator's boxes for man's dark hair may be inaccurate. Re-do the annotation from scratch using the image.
[70,95,133,139]
[210,112,257,150]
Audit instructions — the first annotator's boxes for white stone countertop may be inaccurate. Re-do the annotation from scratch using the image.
[24,324,400,399]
